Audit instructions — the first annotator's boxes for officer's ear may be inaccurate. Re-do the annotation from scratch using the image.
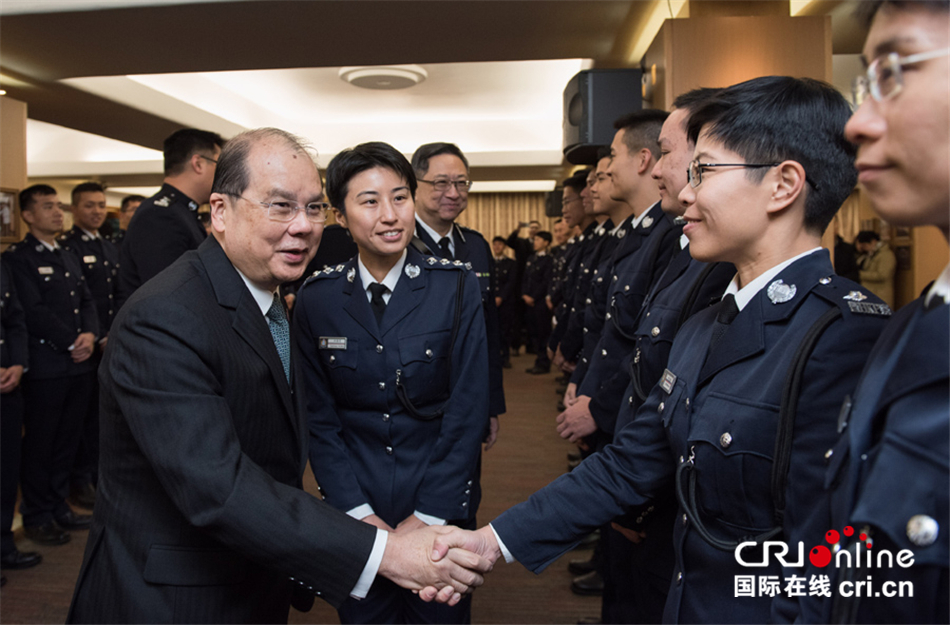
[208,193,229,234]
[765,160,807,216]
[334,207,348,230]
[20,206,35,226]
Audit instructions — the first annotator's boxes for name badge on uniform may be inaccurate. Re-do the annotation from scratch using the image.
[318,337,347,350]
[659,368,677,394]
[83,255,97,264]
[37,266,53,275]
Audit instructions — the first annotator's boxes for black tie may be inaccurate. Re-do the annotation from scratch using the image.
[369,283,389,325]
[439,236,454,260]
[707,294,740,355]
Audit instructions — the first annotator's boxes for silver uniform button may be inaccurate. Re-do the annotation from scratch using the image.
[601,349,607,357]
[329,355,335,363]
[382,413,390,422]
[378,382,386,390]
[658,402,664,414]
[624,285,630,292]
[651,327,660,337]
[385,446,393,455]
[377,345,384,353]
[824,449,833,459]
[682,514,688,526]
[605,312,611,320]
[719,432,733,449]
[907,515,939,547]
[425,349,433,358]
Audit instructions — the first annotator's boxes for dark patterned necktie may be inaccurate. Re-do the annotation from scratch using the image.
[439,236,454,260]
[707,294,740,355]
[369,283,389,325]
[266,293,290,382]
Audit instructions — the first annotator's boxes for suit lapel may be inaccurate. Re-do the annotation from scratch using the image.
[198,238,298,441]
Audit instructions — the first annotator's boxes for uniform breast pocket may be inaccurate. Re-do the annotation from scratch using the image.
[319,341,359,404]
[687,393,780,531]
[398,330,450,406]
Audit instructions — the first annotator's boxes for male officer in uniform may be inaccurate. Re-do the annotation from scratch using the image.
[429,76,893,624]
[119,128,224,299]
[491,236,516,368]
[1,263,42,574]
[522,231,554,374]
[61,182,124,508]
[823,2,950,622]
[110,194,143,246]
[1,185,97,546]
[411,142,504,450]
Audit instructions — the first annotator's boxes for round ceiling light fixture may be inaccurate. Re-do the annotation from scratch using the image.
[339,65,428,90]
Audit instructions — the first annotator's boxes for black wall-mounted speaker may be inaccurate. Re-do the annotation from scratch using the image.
[563,69,643,165]
[544,190,563,218]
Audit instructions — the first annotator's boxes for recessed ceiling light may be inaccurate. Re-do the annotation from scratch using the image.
[338,65,428,90]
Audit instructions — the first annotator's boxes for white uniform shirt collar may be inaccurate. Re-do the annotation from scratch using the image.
[926,263,950,307]
[679,233,690,250]
[38,239,61,252]
[358,250,407,305]
[723,247,823,311]
[80,228,101,240]
[235,268,278,317]
[416,218,454,256]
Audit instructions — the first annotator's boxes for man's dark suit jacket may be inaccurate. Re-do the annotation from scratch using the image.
[67,236,376,624]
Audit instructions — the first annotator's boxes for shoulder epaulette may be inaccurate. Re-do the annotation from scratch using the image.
[424,256,472,271]
[813,275,893,317]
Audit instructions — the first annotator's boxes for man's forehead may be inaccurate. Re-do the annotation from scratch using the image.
[864,6,941,61]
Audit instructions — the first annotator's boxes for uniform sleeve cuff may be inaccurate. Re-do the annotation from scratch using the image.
[413,510,446,526]
[350,528,387,599]
[489,523,515,564]
[347,504,375,520]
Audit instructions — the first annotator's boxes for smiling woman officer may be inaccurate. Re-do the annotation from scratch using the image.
[293,142,489,625]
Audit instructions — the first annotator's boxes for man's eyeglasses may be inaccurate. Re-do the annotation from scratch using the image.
[418,179,472,194]
[237,196,330,223]
[687,160,778,189]
[199,155,218,165]
[852,48,950,105]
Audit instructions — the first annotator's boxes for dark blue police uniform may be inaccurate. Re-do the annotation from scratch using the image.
[295,246,488,624]
[492,250,891,624]
[823,293,949,624]
[1,234,98,528]
[493,254,516,364]
[1,263,29,557]
[549,221,598,354]
[522,249,553,370]
[119,183,205,300]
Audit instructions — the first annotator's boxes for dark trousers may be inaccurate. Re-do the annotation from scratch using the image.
[19,373,95,526]
[497,302,514,363]
[337,518,476,625]
[531,301,552,370]
[1,388,24,555]
[71,355,101,487]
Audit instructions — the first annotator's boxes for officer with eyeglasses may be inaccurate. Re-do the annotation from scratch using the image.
[818,2,950,623]
[410,143,505,449]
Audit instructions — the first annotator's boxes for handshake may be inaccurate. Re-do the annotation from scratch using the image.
[378,525,504,605]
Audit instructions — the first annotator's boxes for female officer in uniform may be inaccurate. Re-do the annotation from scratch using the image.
[294,142,488,624]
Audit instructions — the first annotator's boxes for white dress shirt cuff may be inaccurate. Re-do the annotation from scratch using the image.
[413,511,446,526]
[350,528,388,599]
[489,523,515,564]
[347,504,375,520]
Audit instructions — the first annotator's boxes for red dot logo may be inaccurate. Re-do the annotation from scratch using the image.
[859,532,867,542]
[809,546,832,568]
[825,530,840,544]
[843,526,854,537]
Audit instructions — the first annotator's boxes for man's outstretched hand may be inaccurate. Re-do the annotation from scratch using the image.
[418,526,503,603]
[378,525,494,606]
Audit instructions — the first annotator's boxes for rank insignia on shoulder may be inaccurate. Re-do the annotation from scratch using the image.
[659,369,677,394]
[37,266,53,275]
[188,201,199,211]
[847,301,892,316]
[318,337,348,350]
[154,196,171,207]
[405,264,420,279]
[347,267,356,283]
[843,290,867,302]
[427,257,437,265]
[440,258,450,265]
[465,263,473,270]
[767,279,797,304]
[453,260,463,266]
[335,264,345,272]
[641,216,654,229]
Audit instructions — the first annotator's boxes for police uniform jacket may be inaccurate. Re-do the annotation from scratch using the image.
[549,222,597,353]
[60,226,124,338]
[1,233,98,380]
[414,221,505,417]
[67,237,376,623]
[546,244,567,306]
[1,262,28,370]
[578,203,677,434]
[560,220,614,369]
[296,247,489,527]
[491,250,890,624]
[493,255,516,305]
[522,251,552,301]
[823,294,949,624]
[119,183,206,300]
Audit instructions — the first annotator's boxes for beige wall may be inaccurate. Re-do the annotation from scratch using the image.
[1,96,28,251]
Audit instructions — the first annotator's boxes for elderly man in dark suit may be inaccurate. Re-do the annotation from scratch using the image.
[67,128,490,624]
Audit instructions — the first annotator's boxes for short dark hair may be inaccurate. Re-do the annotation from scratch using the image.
[613,109,669,160]
[212,128,315,199]
[596,145,612,162]
[326,142,417,215]
[855,230,882,243]
[164,128,225,177]
[686,75,857,234]
[563,170,591,193]
[535,231,552,243]
[71,181,105,205]
[672,88,724,134]
[492,236,506,245]
[120,195,145,212]
[411,142,470,178]
[855,0,949,28]
[529,220,541,226]
[20,184,57,211]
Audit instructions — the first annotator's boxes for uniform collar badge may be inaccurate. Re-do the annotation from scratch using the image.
[346,267,356,283]
[767,279,797,304]
[616,229,627,239]
[641,216,654,229]
[405,264,420,279]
